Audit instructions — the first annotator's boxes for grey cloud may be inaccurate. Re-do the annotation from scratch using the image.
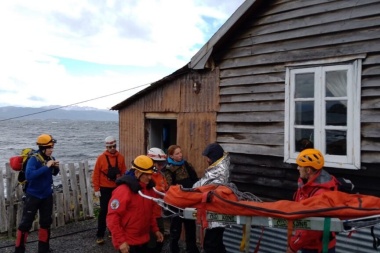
[114,16,151,40]
[29,96,46,102]
[50,10,101,37]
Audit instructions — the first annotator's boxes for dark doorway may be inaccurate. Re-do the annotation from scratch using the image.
[146,119,177,154]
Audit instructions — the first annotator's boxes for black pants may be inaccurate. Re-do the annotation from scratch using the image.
[18,194,53,231]
[97,187,114,238]
[118,244,148,253]
[169,216,199,253]
[203,227,226,253]
[16,194,53,253]
[147,217,165,253]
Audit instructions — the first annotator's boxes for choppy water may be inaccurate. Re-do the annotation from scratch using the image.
[0,119,119,173]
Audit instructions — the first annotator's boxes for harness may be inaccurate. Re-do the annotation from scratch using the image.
[102,155,120,181]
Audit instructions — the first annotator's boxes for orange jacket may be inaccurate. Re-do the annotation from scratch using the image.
[152,171,169,218]
[92,150,127,191]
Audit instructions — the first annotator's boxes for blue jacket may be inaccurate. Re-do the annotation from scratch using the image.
[25,154,59,199]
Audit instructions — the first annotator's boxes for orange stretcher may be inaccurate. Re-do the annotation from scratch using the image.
[139,184,380,253]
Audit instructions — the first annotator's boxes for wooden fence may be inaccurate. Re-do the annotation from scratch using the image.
[0,161,95,237]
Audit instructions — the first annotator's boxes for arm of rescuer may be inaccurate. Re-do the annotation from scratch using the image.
[287,188,336,253]
[92,153,104,194]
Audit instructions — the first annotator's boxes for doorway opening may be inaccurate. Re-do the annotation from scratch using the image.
[146,118,177,154]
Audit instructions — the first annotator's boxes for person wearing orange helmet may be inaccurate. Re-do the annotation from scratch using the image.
[106,155,164,253]
[15,134,60,253]
[286,148,339,253]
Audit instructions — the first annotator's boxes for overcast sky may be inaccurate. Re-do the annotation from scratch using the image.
[0,0,244,110]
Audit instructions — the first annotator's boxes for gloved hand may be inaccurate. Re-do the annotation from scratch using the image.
[94,191,101,198]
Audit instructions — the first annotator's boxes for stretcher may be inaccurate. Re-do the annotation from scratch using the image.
[139,187,380,253]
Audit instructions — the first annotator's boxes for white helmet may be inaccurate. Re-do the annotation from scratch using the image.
[147,147,167,161]
[105,136,116,146]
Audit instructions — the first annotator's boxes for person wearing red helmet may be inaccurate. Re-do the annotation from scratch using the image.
[14,134,60,253]
[286,149,339,253]
[106,155,164,253]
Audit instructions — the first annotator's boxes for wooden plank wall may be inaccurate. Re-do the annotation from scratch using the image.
[215,0,380,200]
[118,70,219,174]
[0,161,94,235]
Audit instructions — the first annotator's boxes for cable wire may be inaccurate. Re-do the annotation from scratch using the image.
[0,82,150,122]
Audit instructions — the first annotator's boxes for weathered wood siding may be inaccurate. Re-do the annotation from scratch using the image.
[214,0,380,200]
[118,69,219,175]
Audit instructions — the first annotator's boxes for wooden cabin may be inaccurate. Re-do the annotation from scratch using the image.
[113,0,380,200]
[112,0,380,251]
[112,66,220,176]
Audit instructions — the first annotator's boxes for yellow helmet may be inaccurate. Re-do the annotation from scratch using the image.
[36,134,56,147]
[296,148,324,170]
[131,155,154,174]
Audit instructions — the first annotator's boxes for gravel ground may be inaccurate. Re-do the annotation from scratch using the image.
[0,218,196,253]
[0,218,115,253]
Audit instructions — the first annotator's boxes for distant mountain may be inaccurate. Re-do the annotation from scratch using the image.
[0,106,118,121]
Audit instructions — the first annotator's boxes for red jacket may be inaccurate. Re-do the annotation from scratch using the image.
[92,150,127,191]
[289,170,338,252]
[106,176,159,249]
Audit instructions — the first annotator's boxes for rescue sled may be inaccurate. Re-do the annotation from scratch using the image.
[139,184,380,253]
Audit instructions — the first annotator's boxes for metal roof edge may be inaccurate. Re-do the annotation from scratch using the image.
[110,64,190,110]
[189,0,258,69]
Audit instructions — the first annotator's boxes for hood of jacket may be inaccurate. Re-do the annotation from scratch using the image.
[116,174,155,193]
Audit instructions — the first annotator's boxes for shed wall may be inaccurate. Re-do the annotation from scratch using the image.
[118,69,220,175]
[214,0,380,200]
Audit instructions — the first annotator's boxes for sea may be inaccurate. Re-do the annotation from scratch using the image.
[0,119,119,175]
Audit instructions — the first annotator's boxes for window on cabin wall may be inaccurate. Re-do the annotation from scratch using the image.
[284,60,361,169]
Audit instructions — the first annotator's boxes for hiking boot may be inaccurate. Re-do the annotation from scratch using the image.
[96,237,105,245]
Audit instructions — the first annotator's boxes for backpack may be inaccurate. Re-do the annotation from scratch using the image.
[9,148,44,191]
[336,177,355,193]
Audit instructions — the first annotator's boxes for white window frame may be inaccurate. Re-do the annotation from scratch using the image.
[284,60,361,170]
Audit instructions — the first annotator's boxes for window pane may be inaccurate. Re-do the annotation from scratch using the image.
[295,101,314,125]
[326,100,347,126]
[326,130,346,155]
[295,128,314,152]
[295,73,314,98]
[325,70,347,97]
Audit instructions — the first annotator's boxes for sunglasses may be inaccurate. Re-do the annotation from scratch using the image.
[107,144,117,149]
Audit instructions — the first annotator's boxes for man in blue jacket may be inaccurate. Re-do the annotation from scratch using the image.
[14,134,60,253]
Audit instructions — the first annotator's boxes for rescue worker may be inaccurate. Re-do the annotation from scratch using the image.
[286,148,338,253]
[92,136,127,244]
[106,155,164,253]
[15,134,60,253]
[193,142,230,253]
[147,147,169,253]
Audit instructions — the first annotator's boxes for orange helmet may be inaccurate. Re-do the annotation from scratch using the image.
[131,155,154,174]
[36,134,56,147]
[296,148,324,170]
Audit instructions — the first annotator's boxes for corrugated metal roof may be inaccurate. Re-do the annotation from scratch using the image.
[223,224,379,253]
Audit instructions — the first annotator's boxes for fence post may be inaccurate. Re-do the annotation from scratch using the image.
[0,169,7,233]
